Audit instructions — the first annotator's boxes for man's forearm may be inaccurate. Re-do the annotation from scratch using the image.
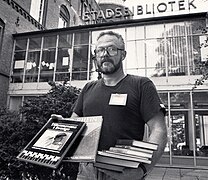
[143,112,168,174]
[146,128,168,171]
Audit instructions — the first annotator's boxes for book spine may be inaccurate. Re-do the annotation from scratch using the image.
[115,145,154,154]
[104,151,151,164]
[96,154,140,168]
[116,140,158,150]
[94,162,124,172]
[109,147,152,158]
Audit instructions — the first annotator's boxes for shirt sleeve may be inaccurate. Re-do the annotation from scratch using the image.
[140,79,166,123]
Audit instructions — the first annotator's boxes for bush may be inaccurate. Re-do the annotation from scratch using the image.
[0,81,81,180]
[21,81,81,122]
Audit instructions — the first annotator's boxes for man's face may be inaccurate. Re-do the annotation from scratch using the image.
[95,35,125,74]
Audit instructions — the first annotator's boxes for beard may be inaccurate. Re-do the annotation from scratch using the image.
[97,58,122,74]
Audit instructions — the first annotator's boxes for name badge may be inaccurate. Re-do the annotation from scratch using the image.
[109,94,127,106]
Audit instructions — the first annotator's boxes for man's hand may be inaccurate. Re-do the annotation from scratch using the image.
[99,167,144,180]
[51,114,64,120]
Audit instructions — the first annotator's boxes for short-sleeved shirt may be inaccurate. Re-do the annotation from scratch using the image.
[73,74,164,150]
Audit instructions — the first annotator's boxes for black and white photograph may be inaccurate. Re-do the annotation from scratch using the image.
[33,129,72,152]
[1,0,208,179]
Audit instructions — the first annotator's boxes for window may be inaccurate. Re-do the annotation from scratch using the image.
[39,35,57,82]
[71,32,90,80]
[55,33,72,81]
[193,92,208,159]
[165,23,188,76]
[0,19,4,57]
[124,19,207,77]
[11,39,27,83]
[9,96,40,112]
[9,96,23,112]
[25,37,42,83]
[80,0,88,21]
[30,0,47,25]
[171,112,190,155]
[11,18,208,84]
[58,5,70,28]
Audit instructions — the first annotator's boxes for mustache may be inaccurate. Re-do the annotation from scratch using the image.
[100,58,114,65]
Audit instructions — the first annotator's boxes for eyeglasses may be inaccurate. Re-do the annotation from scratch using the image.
[95,46,124,57]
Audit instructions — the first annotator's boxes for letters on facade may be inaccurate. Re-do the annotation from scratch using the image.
[83,0,201,22]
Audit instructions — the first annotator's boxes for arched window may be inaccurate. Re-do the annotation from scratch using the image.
[58,5,70,28]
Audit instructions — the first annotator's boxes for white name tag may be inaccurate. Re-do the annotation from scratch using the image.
[109,94,127,106]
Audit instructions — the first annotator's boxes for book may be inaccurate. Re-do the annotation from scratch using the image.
[96,154,140,168]
[17,118,86,169]
[94,162,125,172]
[100,150,151,164]
[116,139,158,151]
[105,150,151,164]
[109,147,152,159]
[63,116,103,162]
[115,145,154,154]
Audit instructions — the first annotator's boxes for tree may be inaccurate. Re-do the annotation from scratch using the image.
[193,60,208,88]
[0,80,81,180]
[193,32,208,89]
[21,80,81,122]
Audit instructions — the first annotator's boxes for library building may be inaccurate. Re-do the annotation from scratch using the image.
[8,0,208,169]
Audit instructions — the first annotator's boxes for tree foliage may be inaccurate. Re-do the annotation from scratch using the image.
[0,81,81,180]
[21,81,81,122]
[193,60,208,89]
[193,28,208,89]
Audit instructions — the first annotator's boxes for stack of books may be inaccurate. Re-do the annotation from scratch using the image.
[94,139,158,172]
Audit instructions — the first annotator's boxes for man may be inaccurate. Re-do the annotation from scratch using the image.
[53,31,167,180]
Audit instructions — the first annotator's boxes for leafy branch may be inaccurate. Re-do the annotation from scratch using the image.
[193,60,208,89]
[193,25,208,89]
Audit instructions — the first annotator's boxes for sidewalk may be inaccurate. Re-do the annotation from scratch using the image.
[145,166,208,180]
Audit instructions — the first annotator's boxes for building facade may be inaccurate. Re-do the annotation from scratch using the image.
[0,0,99,107]
[2,0,208,169]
